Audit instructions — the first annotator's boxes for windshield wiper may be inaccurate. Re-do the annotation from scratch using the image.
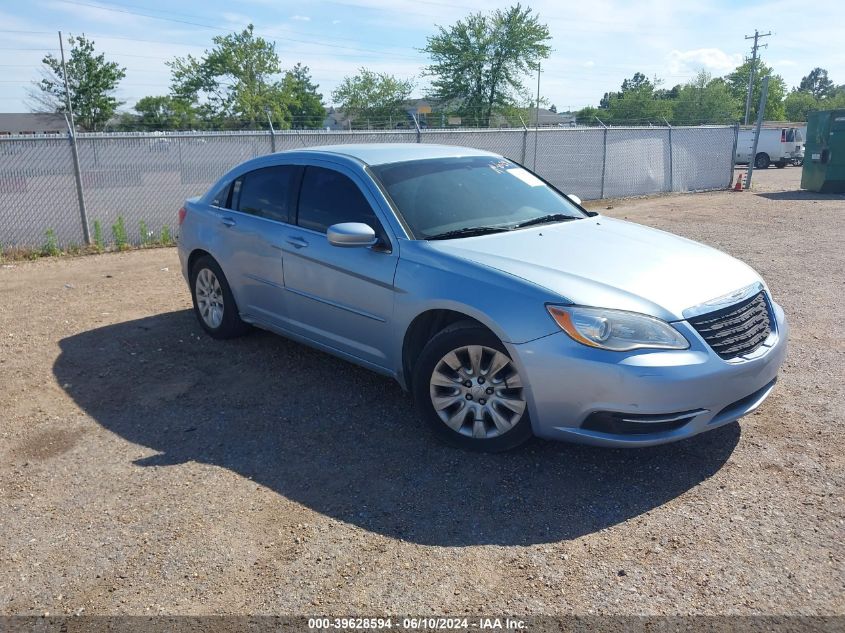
[426,225,512,240]
[512,214,579,229]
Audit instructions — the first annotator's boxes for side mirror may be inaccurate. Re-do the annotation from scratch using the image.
[567,194,583,206]
[327,222,378,248]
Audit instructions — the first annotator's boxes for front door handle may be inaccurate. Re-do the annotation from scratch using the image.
[221,217,236,228]
[286,236,309,249]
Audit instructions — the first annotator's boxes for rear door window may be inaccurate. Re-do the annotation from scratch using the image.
[235,165,298,224]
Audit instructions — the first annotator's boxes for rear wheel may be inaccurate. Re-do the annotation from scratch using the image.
[754,152,771,169]
[412,322,532,452]
[190,255,250,339]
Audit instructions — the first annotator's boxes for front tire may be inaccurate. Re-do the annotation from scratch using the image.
[412,322,532,452]
[190,255,250,339]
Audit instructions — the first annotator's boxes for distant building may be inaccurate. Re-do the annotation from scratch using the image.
[0,113,67,135]
[522,108,576,127]
[322,107,352,131]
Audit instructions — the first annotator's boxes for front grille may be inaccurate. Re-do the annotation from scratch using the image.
[688,292,772,360]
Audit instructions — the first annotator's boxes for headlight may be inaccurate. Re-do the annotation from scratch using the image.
[547,305,689,351]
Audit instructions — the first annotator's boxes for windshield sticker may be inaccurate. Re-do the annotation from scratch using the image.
[507,168,544,187]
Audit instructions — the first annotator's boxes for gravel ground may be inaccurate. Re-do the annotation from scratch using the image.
[1,166,843,617]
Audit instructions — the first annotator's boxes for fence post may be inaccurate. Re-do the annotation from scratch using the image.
[412,114,422,143]
[729,122,739,188]
[59,31,90,245]
[266,113,276,153]
[64,113,90,245]
[518,114,528,164]
[599,123,608,200]
[664,118,673,193]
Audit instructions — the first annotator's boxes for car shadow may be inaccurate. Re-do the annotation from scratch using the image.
[54,310,739,547]
[756,190,845,201]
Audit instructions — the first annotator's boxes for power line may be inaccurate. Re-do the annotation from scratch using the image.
[50,0,428,61]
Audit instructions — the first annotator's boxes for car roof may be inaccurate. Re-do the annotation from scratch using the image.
[292,143,501,166]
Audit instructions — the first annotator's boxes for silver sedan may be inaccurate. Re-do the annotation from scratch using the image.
[177,144,787,451]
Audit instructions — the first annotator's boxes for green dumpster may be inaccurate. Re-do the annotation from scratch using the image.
[801,109,845,193]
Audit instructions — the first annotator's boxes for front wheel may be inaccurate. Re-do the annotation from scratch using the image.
[412,323,533,452]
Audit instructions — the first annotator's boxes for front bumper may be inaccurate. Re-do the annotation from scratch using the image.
[506,300,788,447]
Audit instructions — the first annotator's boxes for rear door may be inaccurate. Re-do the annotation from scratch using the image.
[279,163,399,369]
[215,164,300,325]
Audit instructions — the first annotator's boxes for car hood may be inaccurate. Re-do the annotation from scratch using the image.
[426,216,762,321]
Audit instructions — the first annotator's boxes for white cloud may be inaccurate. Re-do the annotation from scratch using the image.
[291,15,311,21]
[667,48,743,76]
[332,19,342,25]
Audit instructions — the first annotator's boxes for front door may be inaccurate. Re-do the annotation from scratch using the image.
[279,164,399,369]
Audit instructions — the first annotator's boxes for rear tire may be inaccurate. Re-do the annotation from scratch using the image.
[412,322,533,452]
[754,152,771,169]
[190,255,250,339]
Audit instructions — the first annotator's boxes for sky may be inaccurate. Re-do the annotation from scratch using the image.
[1,0,843,114]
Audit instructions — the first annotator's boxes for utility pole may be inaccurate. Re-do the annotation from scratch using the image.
[743,29,771,125]
[745,75,770,190]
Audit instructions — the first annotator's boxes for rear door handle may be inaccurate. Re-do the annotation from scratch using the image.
[286,236,309,249]
[221,216,236,228]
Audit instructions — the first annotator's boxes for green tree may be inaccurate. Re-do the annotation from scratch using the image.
[423,4,551,127]
[725,59,786,121]
[29,35,126,131]
[574,105,600,125]
[797,67,835,100]
[133,95,201,130]
[169,24,286,128]
[280,64,325,129]
[603,72,672,124]
[784,90,819,122]
[331,68,414,128]
[671,72,741,124]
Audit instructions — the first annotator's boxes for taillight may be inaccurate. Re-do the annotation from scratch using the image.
[178,207,187,226]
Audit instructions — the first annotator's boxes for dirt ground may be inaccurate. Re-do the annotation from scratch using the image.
[1,166,843,617]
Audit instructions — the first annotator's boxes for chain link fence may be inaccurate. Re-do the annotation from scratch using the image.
[0,125,737,249]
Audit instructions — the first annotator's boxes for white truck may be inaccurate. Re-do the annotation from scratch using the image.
[735,126,804,169]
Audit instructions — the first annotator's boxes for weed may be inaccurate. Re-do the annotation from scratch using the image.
[112,216,128,251]
[160,225,172,246]
[42,228,60,257]
[93,220,105,252]
[139,220,151,246]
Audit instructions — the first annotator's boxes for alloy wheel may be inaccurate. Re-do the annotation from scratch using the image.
[195,268,224,329]
[429,344,526,439]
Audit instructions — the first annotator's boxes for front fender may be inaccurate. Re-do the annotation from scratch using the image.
[392,241,561,385]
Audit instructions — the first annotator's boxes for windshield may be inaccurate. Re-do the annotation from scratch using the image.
[370,156,585,239]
